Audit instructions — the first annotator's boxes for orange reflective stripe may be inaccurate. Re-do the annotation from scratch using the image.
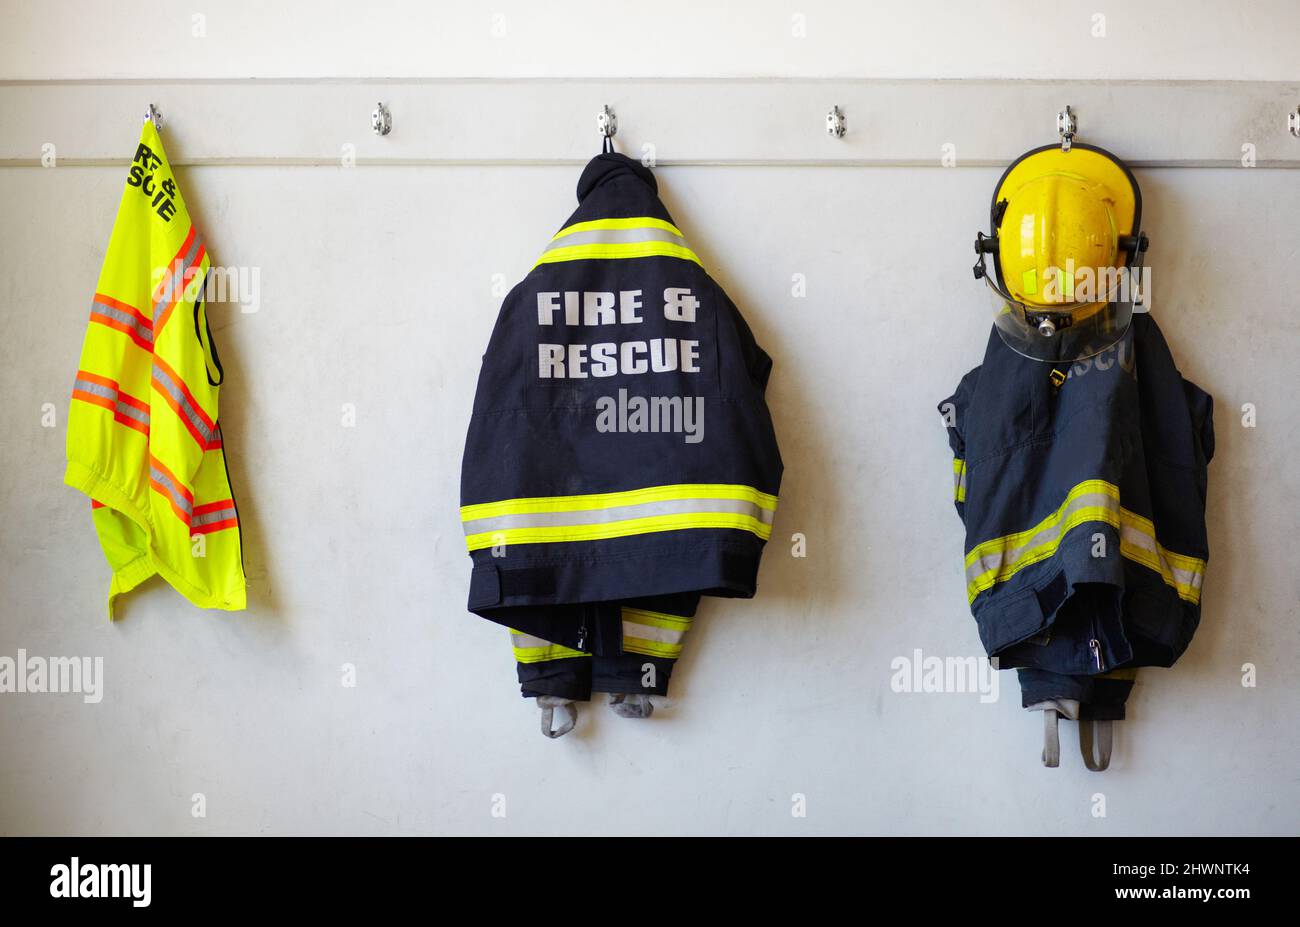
[192,499,239,535]
[89,293,154,353]
[152,224,205,336]
[71,370,150,436]
[150,354,217,448]
[148,454,194,525]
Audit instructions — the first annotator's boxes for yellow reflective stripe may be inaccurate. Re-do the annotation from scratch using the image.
[462,483,777,521]
[508,629,589,664]
[534,241,702,268]
[953,458,967,503]
[965,480,1119,569]
[621,606,691,658]
[621,607,693,630]
[1118,534,1204,604]
[1120,508,1172,557]
[964,479,1206,605]
[511,644,589,663]
[967,504,1120,602]
[551,217,685,241]
[623,636,684,658]
[1117,507,1206,601]
[466,511,772,552]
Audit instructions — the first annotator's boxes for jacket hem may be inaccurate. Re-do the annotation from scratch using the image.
[65,460,247,614]
[470,538,760,652]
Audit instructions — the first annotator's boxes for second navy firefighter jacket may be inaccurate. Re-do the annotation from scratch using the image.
[939,314,1214,716]
[460,151,783,695]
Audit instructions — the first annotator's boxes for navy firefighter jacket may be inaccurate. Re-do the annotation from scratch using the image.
[940,315,1214,708]
[460,152,783,662]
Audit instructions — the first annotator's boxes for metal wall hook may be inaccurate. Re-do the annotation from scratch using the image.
[371,102,392,136]
[1058,105,1076,151]
[144,103,163,131]
[1289,106,1300,138]
[597,104,617,139]
[826,105,846,138]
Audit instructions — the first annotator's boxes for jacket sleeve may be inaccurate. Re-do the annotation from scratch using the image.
[712,277,773,393]
[938,367,979,524]
[1181,376,1215,507]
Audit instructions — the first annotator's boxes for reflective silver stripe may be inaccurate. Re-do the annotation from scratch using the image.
[113,402,149,426]
[152,233,204,316]
[151,364,214,444]
[540,227,689,256]
[191,506,236,528]
[91,299,154,345]
[508,630,588,663]
[621,621,686,645]
[73,378,116,402]
[1119,523,1205,591]
[149,465,193,517]
[509,631,553,650]
[462,496,775,536]
[72,377,150,426]
[954,462,966,499]
[965,490,1118,587]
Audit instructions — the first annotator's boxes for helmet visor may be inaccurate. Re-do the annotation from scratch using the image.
[983,249,1144,363]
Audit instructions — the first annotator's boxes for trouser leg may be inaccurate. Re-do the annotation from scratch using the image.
[1018,667,1137,770]
[508,592,701,703]
[1017,667,1136,720]
[510,628,593,701]
[592,593,700,697]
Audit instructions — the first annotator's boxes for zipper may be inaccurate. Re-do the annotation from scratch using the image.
[1089,638,1105,672]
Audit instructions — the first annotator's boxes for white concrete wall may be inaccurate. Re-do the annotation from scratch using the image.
[1,1,1298,836]
[4,0,1299,81]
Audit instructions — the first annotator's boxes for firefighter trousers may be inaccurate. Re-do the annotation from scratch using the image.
[509,593,700,701]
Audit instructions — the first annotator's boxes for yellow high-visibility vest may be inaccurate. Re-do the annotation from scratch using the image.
[65,119,246,618]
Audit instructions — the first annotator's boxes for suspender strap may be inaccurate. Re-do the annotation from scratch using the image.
[1079,719,1114,771]
[1042,708,1061,767]
[538,696,577,739]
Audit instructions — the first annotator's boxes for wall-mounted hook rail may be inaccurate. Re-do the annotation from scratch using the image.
[372,102,392,136]
[1289,106,1300,138]
[826,105,846,138]
[5,80,1300,169]
[1058,105,1076,151]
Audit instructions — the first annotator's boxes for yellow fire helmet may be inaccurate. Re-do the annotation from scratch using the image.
[973,143,1149,362]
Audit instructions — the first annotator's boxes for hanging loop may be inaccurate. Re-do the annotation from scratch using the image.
[1041,709,1061,767]
[537,697,577,739]
[1079,719,1114,771]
